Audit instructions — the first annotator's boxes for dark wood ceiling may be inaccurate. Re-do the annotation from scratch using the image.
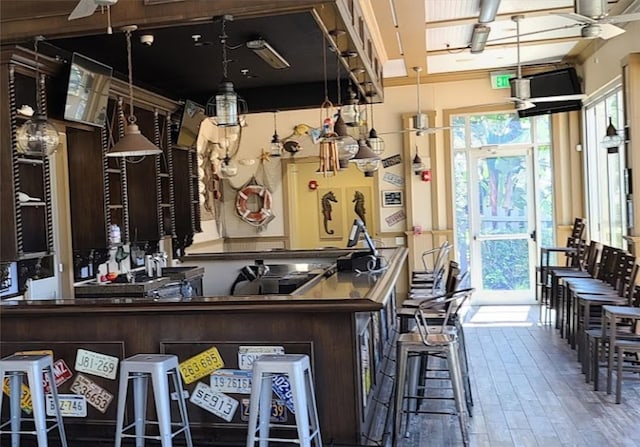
[0,0,385,113]
[44,12,347,112]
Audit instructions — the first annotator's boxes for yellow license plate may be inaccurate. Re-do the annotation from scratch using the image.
[179,347,224,384]
[2,378,32,414]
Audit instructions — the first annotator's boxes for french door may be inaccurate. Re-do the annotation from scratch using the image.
[468,147,537,304]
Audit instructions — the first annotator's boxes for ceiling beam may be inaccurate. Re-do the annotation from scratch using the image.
[424,7,574,29]
[393,0,427,74]
[0,0,324,43]
[426,35,582,55]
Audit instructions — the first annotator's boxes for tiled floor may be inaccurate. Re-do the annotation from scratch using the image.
[395,305,640,447]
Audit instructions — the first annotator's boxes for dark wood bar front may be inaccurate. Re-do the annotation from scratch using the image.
[0,247,407,446]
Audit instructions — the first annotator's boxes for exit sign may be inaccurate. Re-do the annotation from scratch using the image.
[490,72,515,89]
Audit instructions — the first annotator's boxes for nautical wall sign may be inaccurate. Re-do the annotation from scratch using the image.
[382,154,401,168]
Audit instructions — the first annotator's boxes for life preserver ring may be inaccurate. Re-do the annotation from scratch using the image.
[235,185,273,226]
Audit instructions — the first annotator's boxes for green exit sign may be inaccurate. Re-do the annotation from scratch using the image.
[490,72,515,89]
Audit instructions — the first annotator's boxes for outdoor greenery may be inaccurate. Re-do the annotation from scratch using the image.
[454,112,552,292]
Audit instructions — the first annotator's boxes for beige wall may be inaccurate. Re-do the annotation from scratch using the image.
[190,22,640,252]
[580,21,640,96]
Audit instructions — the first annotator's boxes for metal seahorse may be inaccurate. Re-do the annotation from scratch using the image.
[321,191,338,235]
[353,191,366,227]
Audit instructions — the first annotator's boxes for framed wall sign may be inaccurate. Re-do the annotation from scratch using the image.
[381,190,403,207]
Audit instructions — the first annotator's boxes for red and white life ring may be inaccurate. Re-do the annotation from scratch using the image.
[235,185,273,226]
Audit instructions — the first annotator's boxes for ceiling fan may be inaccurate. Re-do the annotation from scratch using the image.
[380,66,451,136]
[507,15,586,111]
[558,0,640,40]
[68,0,118,34]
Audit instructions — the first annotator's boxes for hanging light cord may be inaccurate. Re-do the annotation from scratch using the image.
[220,17,229,79]
[125,29,136,124]
[34,36,43,116]
[322,32,329,102]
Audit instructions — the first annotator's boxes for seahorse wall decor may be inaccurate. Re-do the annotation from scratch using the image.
[353,190,366,227]
[321,191,338,235]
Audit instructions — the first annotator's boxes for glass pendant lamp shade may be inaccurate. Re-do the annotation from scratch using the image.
[107,25,162,158]
[214,80,239,127]
[16,114,60,156]
[367,127,384,155]
[336,135,358,168]
[351,138,381,177]
[342,88,360,127]
[601,116,623,151]
[356,159,381,177]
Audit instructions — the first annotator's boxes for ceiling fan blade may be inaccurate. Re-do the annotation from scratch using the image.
[603,12,640,24]
[486,24,580,43]
[597,23,626,39]
[69,0,98,20]
[515,100,536,111]
[379,126,452,136]
[530,93,586,102]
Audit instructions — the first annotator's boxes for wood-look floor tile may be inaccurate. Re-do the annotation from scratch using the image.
[391,305,640,447]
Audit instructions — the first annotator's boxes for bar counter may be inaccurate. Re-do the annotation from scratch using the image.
[0,247,407,446]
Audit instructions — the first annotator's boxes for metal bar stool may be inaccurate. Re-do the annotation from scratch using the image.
[394,289,473,447]
[0,353,68,447]
[114,354,193,447]
[246,354,321,447]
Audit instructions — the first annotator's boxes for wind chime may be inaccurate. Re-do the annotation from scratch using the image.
[317,32,339,176]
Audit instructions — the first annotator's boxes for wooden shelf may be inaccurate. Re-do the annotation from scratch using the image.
[108,204,123,209]
[17,251,52,260]
[19,201,45,207]
[159,173,170,178]
[17,157,44,165]
[161,203,171,207]
[106,168,121,174]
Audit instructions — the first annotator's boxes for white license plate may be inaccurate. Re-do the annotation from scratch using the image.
[69,374,113,414]
[46,394,87,417]
[189,382,238,422]
[272,374,295,414]
[75,349,118,380]
[240,398,287,422]
[179,346,225,384]
[210,369,252,394]
[237,346,284,370]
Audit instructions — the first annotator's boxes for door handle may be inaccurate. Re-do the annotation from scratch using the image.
[530,230,537,242]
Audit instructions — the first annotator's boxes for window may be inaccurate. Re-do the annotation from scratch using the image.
[584,88,626,247]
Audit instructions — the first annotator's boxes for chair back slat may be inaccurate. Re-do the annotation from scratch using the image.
[584,241,601,277]
[415,288,474,346]
[596,245,620,282]
[614,253,637,296]
[571,217,586,239]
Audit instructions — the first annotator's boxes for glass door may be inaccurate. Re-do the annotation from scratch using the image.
[468,147,537,304]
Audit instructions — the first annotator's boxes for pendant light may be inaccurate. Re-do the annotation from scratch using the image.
[16,36,60,157]
[412,145,425,175]
[351,139,381,177]
[342,84,360,127]
[366,85,384,155]
[270,111,282,157]
[601,116,623,152]
[218,127,239,177]
[207,15,247,127]
[107,25,162,157]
